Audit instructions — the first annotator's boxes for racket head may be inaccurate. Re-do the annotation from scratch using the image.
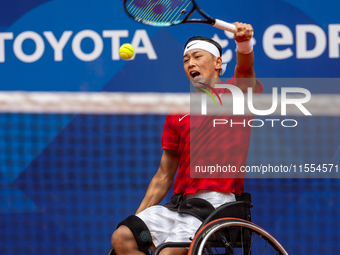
[123,0,196,27]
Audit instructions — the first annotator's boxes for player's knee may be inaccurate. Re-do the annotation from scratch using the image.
[111,225,136,251]
[111,215,153,255]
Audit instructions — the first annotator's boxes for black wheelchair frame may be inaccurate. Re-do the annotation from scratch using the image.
[109,193,289,255]
[153,193,288,255]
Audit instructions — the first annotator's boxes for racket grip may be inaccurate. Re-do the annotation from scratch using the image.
[213,19,238,33]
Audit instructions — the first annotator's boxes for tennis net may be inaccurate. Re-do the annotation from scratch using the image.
[1,91,340,179]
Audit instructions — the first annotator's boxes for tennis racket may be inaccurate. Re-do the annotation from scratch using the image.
[123,0,238,33]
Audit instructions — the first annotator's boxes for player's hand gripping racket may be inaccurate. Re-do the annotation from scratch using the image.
[123,0,238,33]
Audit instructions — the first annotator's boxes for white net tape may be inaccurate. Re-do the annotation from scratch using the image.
[0,92,339,115]
[0,92,189,114]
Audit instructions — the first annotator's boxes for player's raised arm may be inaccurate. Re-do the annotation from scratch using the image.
[135,149,179,214]
[234,22,256,91]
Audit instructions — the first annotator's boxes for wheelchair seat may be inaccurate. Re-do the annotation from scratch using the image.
[199,192,252,229]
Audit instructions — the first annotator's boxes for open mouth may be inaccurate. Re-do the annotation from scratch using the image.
[190,71,201,79]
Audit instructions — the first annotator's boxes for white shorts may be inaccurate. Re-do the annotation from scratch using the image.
[136,190,236,247]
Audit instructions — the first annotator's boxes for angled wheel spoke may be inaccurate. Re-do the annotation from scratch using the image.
[189,219,288,255]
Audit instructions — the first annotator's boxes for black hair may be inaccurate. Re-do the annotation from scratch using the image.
[184,36,222,57]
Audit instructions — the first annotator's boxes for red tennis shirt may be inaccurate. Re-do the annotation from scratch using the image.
[162,78,264,196]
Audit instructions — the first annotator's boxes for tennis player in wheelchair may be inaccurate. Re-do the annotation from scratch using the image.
[109,22,263,255]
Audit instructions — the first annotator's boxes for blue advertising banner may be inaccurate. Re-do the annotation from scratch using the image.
[1,0,339,92]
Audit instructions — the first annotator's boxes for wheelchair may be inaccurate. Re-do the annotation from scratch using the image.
[109,193,289,255]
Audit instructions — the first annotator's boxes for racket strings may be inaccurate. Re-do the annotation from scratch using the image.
[143,0,169,23]
[128,0,177,23]
[137,1,160,22]
[128,1,153,20]
[169,0,192,24]
[125,0,193,25]
[153,0,175,23]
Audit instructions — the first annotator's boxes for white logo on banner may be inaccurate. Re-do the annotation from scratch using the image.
[0,29,157,63]
[209,24,340,62]
[263,24,340,59]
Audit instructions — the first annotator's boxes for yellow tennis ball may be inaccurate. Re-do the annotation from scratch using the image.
[119,43,134,60]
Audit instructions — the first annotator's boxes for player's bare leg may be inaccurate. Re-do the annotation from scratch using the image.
[111,226,188,255]
[159,247,188,255]
[111,226,145,255]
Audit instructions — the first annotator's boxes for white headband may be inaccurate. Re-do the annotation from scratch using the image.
[183,40,227,75]
[184,40,220,57]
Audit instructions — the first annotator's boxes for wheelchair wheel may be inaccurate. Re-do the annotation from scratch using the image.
[188,218,288,255]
